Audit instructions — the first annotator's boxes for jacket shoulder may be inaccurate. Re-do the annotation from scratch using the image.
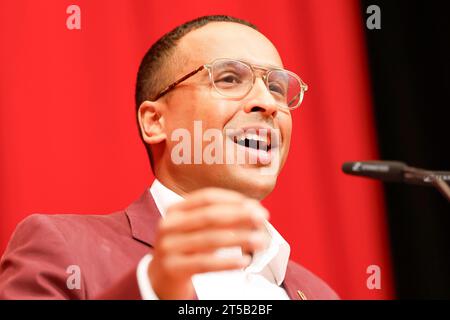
[0,211,133,300]
[0,213,85,299]
[17,211,129,240]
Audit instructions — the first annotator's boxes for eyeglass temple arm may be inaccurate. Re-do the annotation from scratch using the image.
[151,65,205,101]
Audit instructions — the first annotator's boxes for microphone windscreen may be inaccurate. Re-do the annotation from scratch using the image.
[342,161,407,182]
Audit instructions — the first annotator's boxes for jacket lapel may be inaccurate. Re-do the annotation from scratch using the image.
[282,262,308,300]
[125,188,161,247]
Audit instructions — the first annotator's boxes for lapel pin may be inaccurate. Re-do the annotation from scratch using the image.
[297,290,308,300]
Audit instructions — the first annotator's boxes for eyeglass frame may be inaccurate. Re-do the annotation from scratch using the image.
[150,58,309,110]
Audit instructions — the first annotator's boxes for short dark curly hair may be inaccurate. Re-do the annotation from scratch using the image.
[135,15,258,170]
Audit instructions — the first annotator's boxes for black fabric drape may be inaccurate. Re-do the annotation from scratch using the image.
[361,0,450,299]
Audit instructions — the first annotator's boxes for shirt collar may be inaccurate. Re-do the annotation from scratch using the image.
[150,179,184,217]
[149,179,290,285]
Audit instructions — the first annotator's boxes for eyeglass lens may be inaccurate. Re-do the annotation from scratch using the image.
[210,59,303,109]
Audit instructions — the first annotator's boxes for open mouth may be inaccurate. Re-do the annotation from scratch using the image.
[224,125,281,166]
[233,134,271,152]
[228,126,279,153]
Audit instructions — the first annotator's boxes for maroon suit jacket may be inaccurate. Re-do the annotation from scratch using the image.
[0,188,339,300]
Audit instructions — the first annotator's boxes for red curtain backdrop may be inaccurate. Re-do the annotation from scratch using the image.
[0,0,394,299]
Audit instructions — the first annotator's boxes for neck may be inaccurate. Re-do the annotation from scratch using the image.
[153,164,197,198]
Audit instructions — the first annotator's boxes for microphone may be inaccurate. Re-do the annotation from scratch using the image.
[342,160,450,201]
[342,161,407,183]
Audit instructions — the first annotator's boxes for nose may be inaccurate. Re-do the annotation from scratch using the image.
[243,78,278,118]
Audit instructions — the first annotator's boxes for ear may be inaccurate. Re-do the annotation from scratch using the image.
[138,100,167,145]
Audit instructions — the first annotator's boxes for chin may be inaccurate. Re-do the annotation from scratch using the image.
[222,166,278,200]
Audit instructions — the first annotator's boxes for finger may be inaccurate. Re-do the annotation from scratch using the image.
[167,188,247,213]
[160,201,269,235]
[163,253,253,277]
[159,230,268,254]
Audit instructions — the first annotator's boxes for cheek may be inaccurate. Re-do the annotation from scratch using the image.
[278,116,292,168]
[279,115,293,146]
[191,92,238,130]
[165,91,238,135]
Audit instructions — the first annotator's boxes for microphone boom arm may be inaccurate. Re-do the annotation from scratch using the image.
[404,166,450,202]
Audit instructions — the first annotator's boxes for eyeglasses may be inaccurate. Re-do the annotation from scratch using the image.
[151,58,308,110]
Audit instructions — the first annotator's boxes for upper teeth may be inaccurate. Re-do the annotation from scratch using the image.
[236,133,268,143]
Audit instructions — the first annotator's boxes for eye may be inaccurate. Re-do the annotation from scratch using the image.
[269,82,286,95]
[216,73,242,84]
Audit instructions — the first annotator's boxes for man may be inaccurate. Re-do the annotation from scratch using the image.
[0,15,338,300]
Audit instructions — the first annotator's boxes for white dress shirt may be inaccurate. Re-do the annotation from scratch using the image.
[136,179,291,300]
